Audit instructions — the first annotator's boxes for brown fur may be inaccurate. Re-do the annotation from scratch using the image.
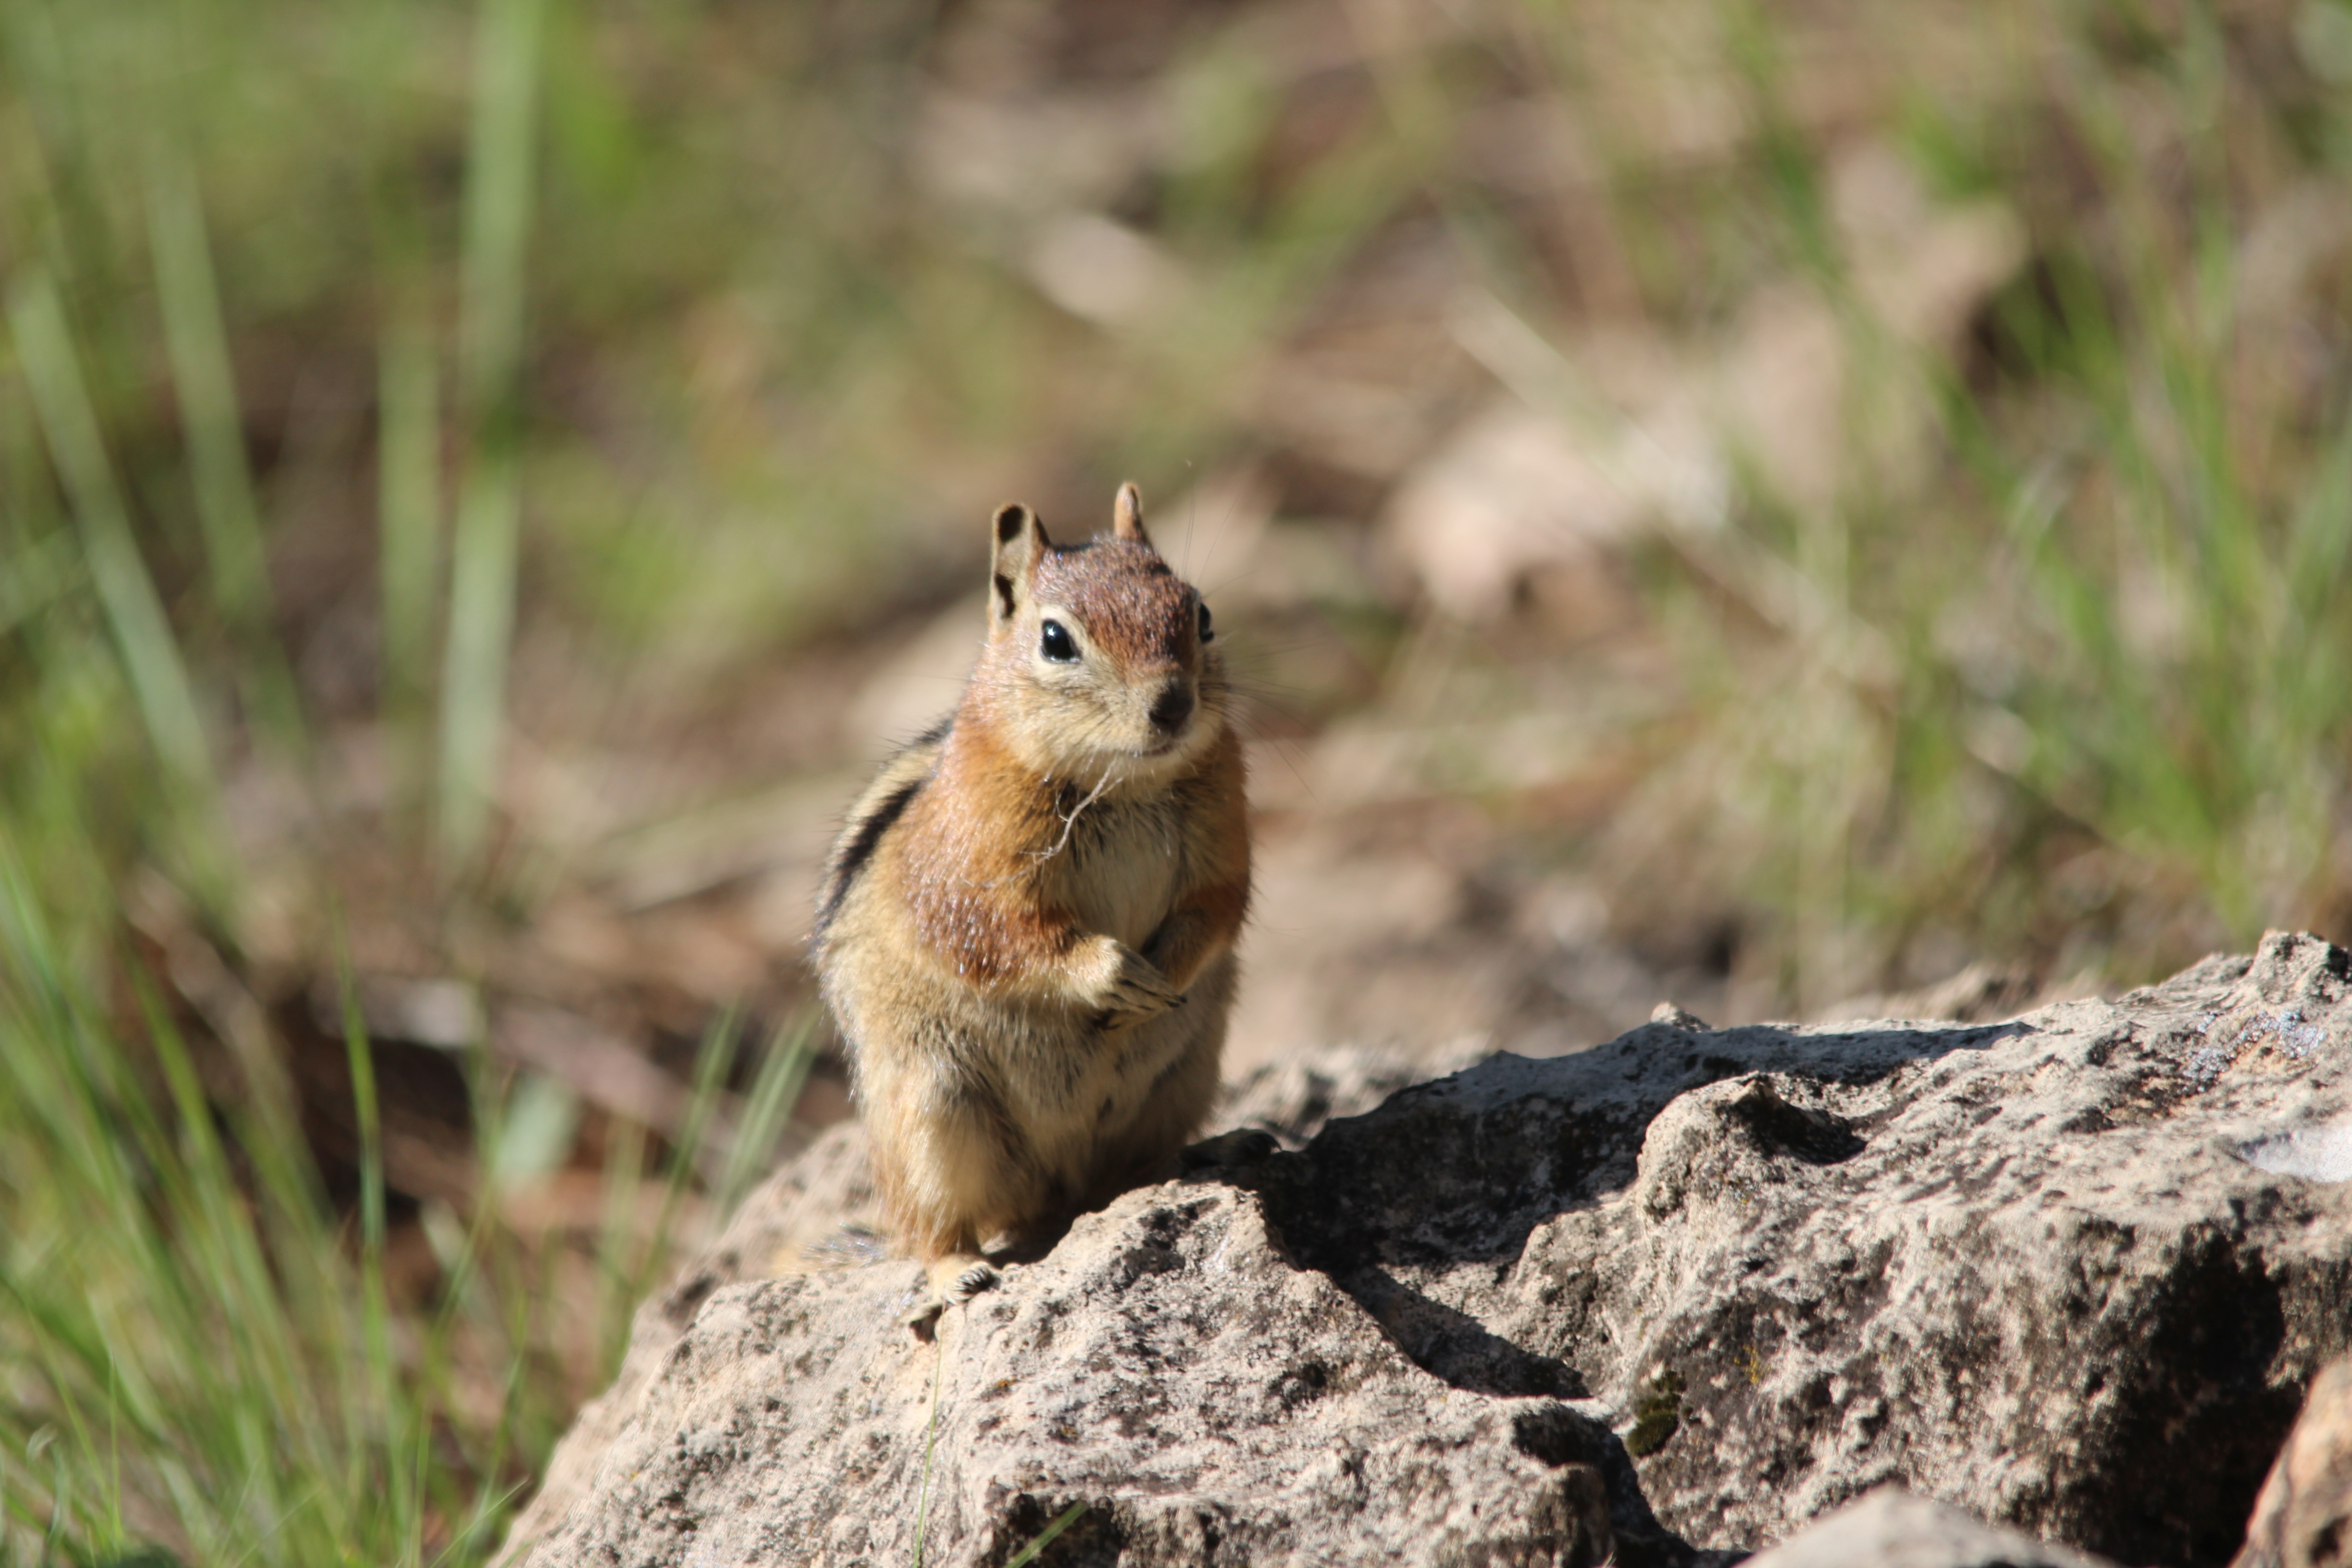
[814,485,1251,1312]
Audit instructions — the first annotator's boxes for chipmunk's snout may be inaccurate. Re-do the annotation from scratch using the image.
[1147,680,1196,737]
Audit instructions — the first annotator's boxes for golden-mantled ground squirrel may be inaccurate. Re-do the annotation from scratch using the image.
[814,484,1251,1328]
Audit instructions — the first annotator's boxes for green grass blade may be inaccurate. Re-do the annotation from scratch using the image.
[440,455,521,867]
[637,1007,740,1296]
[458,0,543,416]
[378,303,441,751]
[144,150,310,763]
[438,0,545,869]
[911,1341,945,1568]
[713,1013,815,1219]
[144,157,271,642]
[591,1115,649,1379]
[1003,1502,1089,1568]
[7,272,212,794]
[330,935,414,1561]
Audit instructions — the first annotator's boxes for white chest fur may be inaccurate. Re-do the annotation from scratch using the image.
[1042,790,1183,951]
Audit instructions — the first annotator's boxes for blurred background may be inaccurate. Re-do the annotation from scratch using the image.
[5,0,2352,1560]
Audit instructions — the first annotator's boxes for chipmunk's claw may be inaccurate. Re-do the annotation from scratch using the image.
[1077,936,1184,1030]
[904,1254,1003,1337]
[945,1261,1001,1303]
[1098,986,1186,1033]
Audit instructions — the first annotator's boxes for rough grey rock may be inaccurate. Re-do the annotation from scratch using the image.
[1740,1487,2120,1568]
[505,932,2352,1567]
[498,1044,1461,1565]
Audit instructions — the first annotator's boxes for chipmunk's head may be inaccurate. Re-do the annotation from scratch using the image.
[977,483,1228,785]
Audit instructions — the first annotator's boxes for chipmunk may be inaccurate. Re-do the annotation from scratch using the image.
[813,483,1251,1329]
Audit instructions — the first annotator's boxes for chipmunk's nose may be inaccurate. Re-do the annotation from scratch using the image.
[1147,680,1195,736]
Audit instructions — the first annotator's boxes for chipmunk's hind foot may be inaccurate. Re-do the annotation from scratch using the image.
[902,1297,946,1339]
[935,1254,1002,1304]
[903,1253,1003,1339]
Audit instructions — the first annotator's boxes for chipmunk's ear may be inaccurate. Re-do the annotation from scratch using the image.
[989,503,1049,624]
[1112,481,1151,545]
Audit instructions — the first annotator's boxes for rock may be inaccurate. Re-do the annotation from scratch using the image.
[1212,1042,1484,1151]
[1651,1001,1711,1032]
[503,932,2352,1567]
[1741,1486,2120,1568]
[517,1197,1638,1567]
[2233,1356,2352,1568]
[495,1044,1457,1564]
[1816,960,2108,1028]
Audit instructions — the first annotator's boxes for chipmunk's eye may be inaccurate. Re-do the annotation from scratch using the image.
[1197,601,1214,643]
[1039,619,1079,663]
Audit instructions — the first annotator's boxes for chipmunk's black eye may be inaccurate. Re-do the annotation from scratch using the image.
[1197,601,1214,643]
[1039,619,1078,662]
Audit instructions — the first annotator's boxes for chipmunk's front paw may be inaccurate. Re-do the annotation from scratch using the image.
[1074,936,1183,1029]
[943,1260,1001,1303]
[1100,972,1185,1029]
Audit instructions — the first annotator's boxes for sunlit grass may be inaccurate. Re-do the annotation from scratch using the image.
[0,2,819,1557]
[1508,0,2352,996]
[0,847,794,1564]
[439,0,544,873]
